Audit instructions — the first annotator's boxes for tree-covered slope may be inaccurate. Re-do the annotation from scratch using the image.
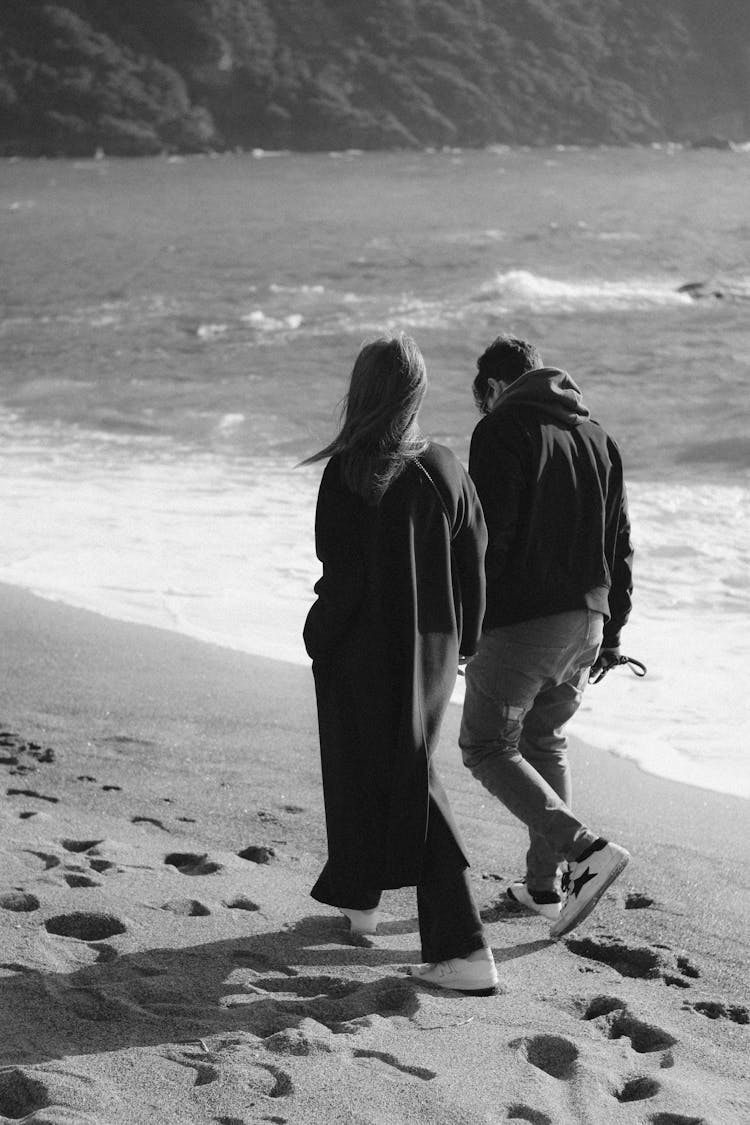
[1,0,748,155]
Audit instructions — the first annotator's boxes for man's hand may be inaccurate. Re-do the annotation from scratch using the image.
[589,646,621,684]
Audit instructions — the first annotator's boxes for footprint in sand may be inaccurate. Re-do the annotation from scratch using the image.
[63,873,101,888]
[615,1075,661,1102]
[25,850,61,870]
[225,894,261,912]
[161,899,212,916]
[61,839,105,854]
[224,970,420,1037]
[0,891,40,912]
[650,1116,709,1125]
[132,815,169,830]
[263,1027,336,1055]
[238,845,276,864]
[581,996,677,1053]
[44,911,127,941]
[567,935,701,988]
[507,1107,552,1125]
[89,858,116,874]
[6,787,58,803]
[249,974,362,1001]
[660,954,701,989]
[675,955,700,979]
[165,1049,221,1087]
[625,891,656,909]
[514,1034,579,1080]
[164,851,223,875]
[688,1000,749,1024]
[566,936,663,979]
[652,1111,710,1120]
[166,1046,292,1097]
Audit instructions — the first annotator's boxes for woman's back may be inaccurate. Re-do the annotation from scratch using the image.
[303,442,486,670]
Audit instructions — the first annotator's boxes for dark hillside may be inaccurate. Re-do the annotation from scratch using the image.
[0,0,747,155]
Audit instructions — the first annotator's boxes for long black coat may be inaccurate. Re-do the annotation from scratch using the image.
[303,442,487,894]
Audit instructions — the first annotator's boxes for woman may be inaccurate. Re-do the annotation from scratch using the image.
[302,334,497,995]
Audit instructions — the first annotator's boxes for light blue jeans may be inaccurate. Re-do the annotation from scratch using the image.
[459,610,603,893]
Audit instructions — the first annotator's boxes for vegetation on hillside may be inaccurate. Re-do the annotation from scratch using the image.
[1,0,748,155]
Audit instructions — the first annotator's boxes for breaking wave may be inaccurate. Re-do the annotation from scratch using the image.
[478,269,694,312]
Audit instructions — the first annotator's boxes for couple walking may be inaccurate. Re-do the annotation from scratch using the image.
[302,333,634,996]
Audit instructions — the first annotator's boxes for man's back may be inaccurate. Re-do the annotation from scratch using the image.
[469,367,633,647]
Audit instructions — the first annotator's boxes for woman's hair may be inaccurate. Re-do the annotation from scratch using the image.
[302,334,428,503]
[472,334,543,413]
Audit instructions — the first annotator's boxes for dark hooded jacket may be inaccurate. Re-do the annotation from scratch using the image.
[469,367,633,647]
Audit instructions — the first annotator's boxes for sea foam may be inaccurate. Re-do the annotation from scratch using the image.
[480,270,694,312]
[0,413,747,799]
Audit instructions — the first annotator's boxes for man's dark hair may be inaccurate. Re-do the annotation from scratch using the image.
[473,335,543,412]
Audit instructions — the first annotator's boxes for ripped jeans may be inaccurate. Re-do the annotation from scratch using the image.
[459,610,603,893]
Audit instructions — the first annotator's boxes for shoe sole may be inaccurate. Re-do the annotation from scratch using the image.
[506,885,561,921]
[549,851,630,939]
[414,978,499,997]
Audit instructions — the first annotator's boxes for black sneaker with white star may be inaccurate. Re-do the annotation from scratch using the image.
[549,838,630,938]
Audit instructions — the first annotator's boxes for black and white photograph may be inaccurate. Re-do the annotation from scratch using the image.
[1,3,748,1122]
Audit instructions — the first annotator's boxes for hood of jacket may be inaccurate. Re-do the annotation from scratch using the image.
[493,366,590,426]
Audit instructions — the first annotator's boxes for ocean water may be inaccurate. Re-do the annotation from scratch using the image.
[1,146,748,797]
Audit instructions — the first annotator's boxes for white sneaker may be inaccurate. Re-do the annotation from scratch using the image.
[506,880,561,921]
[340,907,380,935]
[549,839,630,939]
[412,952,499,996]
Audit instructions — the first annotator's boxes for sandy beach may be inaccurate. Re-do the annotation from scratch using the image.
[0,582,747,1125]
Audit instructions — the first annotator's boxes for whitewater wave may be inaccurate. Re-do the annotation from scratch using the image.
[0,426,747,796]
[242,309,303,332]
[478,270,695,312]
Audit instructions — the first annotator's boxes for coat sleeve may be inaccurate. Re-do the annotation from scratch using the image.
[302,461,365,660]
[603,451,634,648]
[468,416,526,595]
[451,469,488,656]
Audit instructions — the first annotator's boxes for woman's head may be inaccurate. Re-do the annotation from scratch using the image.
[302,334,428,502]
[341,334,427,452]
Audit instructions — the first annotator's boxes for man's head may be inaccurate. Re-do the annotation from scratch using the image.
[473,335,543,414]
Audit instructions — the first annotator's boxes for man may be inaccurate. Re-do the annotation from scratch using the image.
[460,335,634,938]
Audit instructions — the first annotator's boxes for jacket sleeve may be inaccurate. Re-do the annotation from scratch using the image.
[302,461,364,660]
[451,469,488,657]
[468,417,526,594]
[603,467,634,649]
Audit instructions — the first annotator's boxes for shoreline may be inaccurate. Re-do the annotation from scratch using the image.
[3,574,746,803]
[1,582,748,1122]
[2,139,750,160]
